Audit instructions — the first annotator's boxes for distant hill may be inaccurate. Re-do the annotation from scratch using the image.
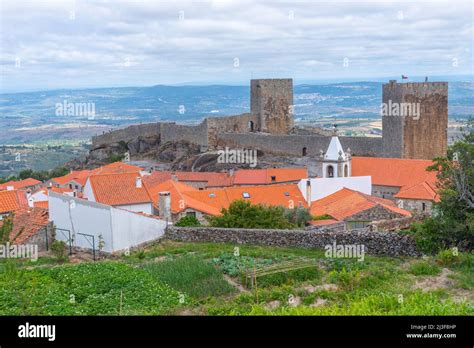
[0,81,473,145]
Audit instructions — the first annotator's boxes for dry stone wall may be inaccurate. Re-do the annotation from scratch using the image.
[165,226,420,256]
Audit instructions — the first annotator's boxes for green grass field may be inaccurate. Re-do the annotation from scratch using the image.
[0,241,472,316]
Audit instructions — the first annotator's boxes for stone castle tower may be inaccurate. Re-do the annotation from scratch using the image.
[250,78,294,134]
[382,80,448,159]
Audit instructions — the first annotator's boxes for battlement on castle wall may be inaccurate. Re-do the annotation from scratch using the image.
[383,81,448,95]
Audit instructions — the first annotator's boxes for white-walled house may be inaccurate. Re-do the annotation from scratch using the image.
[48,191,167,253]
[298,176,372,203]
[83,172,153,215]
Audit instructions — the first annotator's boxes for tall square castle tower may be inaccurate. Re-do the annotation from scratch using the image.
[250,78,294,134]
[382,80,448,160]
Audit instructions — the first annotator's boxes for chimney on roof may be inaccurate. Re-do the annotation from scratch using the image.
[135,176,142,188]
[306,179,312,205]
[158,191,171,221]
[171,174,178,182]
[229,168,235,177]
[6,186,14,191]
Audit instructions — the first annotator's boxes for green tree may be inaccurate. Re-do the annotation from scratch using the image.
[0,214,13,243]
[410,120,474,252]
[283,206,312,227]
[175,215,202,227]
[207,200,296,229]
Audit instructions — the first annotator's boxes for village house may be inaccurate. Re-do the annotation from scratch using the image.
[83,172,154,214]
[50,162,143,192]
[310,188,412,230]
[146,178,308,223]
[351,156,439,213]
[0,207,51,251]
[0,178,42,192]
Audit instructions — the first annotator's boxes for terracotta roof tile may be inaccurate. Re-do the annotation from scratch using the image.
[33,201,49,209]
[0,178,42,191]
[394,181,440,202]
[88,172,152,206]
[0,190,28,213]
[52,170,92,186]
[351,157,439,201]
[92,162,143,175]
[308,219,340,226]
[233,168,308,185]
[310,188,411,220]
[0,207,49,245]
[143,171,233,188]
[182,184,308,216]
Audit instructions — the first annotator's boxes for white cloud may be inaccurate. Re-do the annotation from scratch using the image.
[0,0,472,92]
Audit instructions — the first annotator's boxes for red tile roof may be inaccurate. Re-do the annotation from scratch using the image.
[0,207,49,245]
[182,183,308,216]
[308,219,340,226]
[0,190,28,213]
[394,181,440,202]
[88,172,152,206]
[351,157,439,201]
[145,179,223,216]
[233,168,308,185]
[92,162,143,175]
[143,171,233,188]
[51,163,143,188]
[0,178,42,191]
[52,170,92,187]
[33,201,49,209]
[310,188,411,221]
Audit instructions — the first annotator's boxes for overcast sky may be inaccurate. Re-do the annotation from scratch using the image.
[1,0,473,92]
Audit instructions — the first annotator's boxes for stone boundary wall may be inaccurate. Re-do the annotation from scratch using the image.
[217,133,384,157]
[371,214,428,232]
[165,226,420,256]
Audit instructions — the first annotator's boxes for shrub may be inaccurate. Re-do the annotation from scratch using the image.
[409,261,441,276]
[108,154,125,163]
[50,240,68,262]
[328,268,362,291]
[207,200,296,229]
[436,249,461,266]
[312,214,333,221]
[175,215,201,227]
[283,207,312,227]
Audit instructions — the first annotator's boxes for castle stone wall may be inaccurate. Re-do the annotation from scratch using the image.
[207,113,258,148]
[217,133,383,157]
[92,122,161,147]
[160,120,209,147]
